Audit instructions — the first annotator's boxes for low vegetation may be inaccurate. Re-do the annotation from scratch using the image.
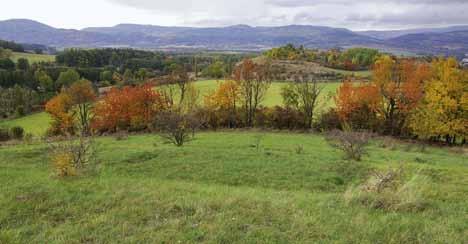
[0,132,466,243]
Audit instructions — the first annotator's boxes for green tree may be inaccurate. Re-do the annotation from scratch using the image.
[35,70,54,92]
[56,69,80,89]
[16,58,30,71]
[282,74,323,129]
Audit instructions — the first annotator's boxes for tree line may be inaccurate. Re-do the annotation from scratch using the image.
[43,56,467,145]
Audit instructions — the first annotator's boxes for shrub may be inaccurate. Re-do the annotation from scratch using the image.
[315,109,342,132]
[10,126,24,140]
[153,111,199,147]
[294,145,304,154]
[48,136,98,177]
[326,129,372,161]
[0,128,11,142]
[23,133,34,144]
[344,166,430,212]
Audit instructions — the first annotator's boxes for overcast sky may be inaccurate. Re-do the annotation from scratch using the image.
[1,0,467,30]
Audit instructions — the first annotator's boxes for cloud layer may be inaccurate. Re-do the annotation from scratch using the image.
[108,0,468,30]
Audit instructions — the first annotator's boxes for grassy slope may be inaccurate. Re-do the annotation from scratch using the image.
[0,132,467,243]
[10,52,55,63]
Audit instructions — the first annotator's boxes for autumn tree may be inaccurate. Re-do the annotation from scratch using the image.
[335,81,382,130]
[372,55,430,135]
[408,58,467,144]
[45,80,97,136]
[45,92,75,136]
[92,84,166,132]
[67,80,97,135]
[281,74,323,129]
[234,59,272,127]
[204,80,241,128]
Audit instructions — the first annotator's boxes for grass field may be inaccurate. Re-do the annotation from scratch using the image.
[171,79,341,107]
[0,112,51,136]
[10,52,55,63]
[0,132,467,243]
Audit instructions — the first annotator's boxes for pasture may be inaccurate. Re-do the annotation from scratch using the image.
[0,132,467,243]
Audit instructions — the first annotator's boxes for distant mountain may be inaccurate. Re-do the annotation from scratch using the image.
[0,19,466,57]
[387,30,468,58]
[0,19,119,47]
[0,19,381,50]
[359,25,468,40]
[84,23,386,50]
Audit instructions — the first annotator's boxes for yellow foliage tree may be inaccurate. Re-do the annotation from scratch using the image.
[408,58,468,144]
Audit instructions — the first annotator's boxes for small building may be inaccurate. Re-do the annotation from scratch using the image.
[462,58,468,67]
[462,54,468,68]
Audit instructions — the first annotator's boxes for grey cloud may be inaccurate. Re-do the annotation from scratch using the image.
[267,0,468,7]
[107,0,468,30]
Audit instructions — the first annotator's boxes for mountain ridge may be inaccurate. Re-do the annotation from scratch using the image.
[0,19,466,57]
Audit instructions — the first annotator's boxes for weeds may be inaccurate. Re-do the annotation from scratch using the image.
[344,166,430,212]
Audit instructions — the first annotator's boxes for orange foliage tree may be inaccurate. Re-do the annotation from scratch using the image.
[372,56,430,134]
[45,80,97,136]
[335,56,430,134]
[92,84,166,132]
[45,93,75,135]
[204,80,241,128]
[335,81,382,130]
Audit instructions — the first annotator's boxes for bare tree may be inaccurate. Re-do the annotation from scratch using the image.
[325,128,372,161]
[282,73,323,129]
[234,59,272,127]
[153,110,199,147]
[170,66,192,105]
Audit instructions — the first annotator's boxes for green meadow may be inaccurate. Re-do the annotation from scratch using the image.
[0,132,467,243]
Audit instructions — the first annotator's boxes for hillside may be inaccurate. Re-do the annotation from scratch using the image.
[0,19,381,50]
[359,25,468,39]
[1,131,467,243]
[387,31,468,58]
[0,19,467,57]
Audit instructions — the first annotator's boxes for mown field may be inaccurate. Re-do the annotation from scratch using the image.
[0,80,341,136]
[10,52,56,63]
[0,132,467,243]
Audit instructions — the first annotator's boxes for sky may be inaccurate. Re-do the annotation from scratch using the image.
[1,0,467,31]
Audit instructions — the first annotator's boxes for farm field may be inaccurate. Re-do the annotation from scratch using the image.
[10,52,56,63]
[0,132,467,243]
